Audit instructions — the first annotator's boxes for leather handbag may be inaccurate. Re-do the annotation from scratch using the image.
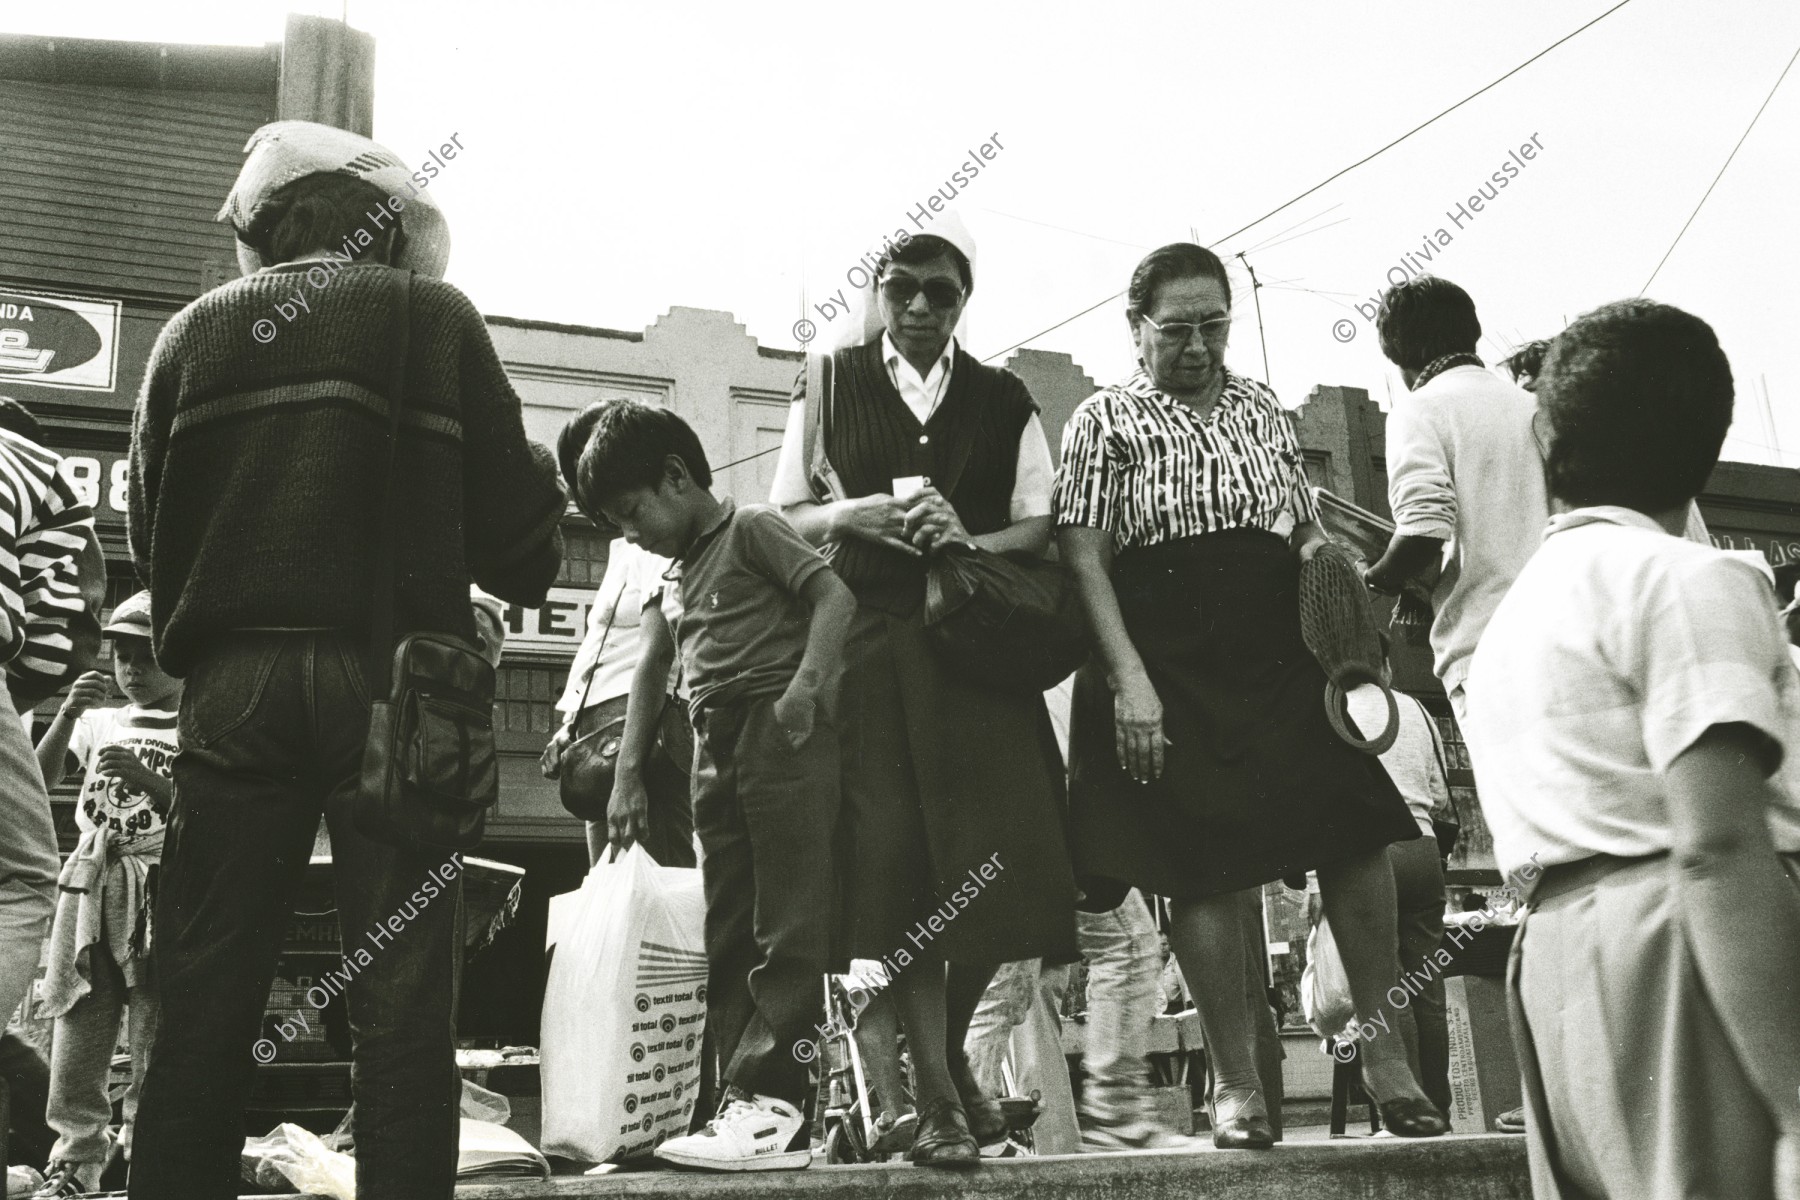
[557,586,693,821]
[353,268,500,853]
[922,543,1089,692]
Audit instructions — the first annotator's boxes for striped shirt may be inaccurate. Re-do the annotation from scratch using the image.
[0,429,94,674]
[1051,368,1318,550]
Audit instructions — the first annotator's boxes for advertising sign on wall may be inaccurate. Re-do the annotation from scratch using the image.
[0,289,122,392]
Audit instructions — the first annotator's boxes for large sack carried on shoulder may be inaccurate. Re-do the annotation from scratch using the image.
[540,844,707,1163]
[923,544,1088,693]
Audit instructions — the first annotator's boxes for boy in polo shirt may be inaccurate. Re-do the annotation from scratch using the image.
[1465,300,1800,1199]
[577,400,855,1172]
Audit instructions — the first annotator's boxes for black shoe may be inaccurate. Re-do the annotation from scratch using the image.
[1212,1113,1275,1150]
[910,1098,980,1167]
[1378,1096,1450,1138]
[950,1056,1007,1145]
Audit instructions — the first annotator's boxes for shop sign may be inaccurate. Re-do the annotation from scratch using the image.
[54,449,130,518]
[1710,530,1800,569]
[0,290,121,391]
[498,586,596,654]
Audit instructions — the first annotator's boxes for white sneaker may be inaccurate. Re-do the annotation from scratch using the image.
[654,1094,811,1171]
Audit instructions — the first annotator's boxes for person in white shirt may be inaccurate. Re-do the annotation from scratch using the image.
[1362,276,1548,729]
[1465,299,1800,1200]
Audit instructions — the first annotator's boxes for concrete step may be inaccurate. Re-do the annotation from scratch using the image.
[267,1132,1528,1200]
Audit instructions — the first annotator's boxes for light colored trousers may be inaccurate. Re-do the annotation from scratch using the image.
[0,691,60,1032]
[48,942,158,1164]
[965,888,1164,1152]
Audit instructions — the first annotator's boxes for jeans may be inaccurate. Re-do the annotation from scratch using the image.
[0,679,58,1032]
[964,958,1080,1154]
[47,942,158,1165]
[692,694,837,1108]
[1075,890,1161,1104]
[129,633,460,1200]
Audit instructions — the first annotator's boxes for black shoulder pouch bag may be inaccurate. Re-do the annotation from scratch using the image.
[354,268,500,853]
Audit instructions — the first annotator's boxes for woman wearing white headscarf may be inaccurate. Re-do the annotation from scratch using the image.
[772,218,1076,1166]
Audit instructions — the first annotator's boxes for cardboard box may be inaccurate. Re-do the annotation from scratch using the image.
[1444,975,1522,1132]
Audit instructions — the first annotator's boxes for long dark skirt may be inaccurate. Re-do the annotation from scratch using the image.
[1068,528,1419,901]
[837,607,1078,967]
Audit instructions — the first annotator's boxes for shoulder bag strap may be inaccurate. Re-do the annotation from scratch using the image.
[566,584,626,727]
[803,352,844,503]
[368,267,414,695]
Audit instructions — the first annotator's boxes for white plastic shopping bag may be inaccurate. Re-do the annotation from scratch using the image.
[1301,912,1357,1043]
[540,844,707,1162]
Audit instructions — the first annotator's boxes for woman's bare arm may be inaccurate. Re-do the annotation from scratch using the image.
[1058,524,1165,782]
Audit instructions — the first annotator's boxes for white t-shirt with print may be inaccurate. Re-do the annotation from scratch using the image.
[68,704,178,857]
[1465,506,1800,879]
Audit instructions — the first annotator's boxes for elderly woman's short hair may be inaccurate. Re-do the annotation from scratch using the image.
[1126,243,1231,317]
[1538,299,1732,514]
[1376,276,1481,373]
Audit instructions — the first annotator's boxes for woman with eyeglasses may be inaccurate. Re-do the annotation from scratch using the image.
[773,224,1077,1167]
[1052,243,1444,1146]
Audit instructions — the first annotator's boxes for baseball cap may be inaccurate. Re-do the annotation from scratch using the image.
[103,591,153,639]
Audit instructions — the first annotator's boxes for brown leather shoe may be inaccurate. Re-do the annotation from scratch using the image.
[910,1098,980,1167]
[950,1056,1007,1145]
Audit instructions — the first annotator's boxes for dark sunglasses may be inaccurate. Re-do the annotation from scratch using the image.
[879,276,965,311]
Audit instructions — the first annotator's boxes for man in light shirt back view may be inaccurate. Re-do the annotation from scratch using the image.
[1362,276,1546,729]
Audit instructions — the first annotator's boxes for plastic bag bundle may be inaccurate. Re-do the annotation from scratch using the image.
[1297,541,1398,754]
[540,845,707,1163]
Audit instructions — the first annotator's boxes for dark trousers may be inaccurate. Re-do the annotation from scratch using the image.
[1390,836,1450,1114]
[692,695,837,1108]
[129,634,460,1200]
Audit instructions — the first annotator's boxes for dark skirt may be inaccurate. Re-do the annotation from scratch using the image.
[836,607,1078,966]
[1068,528,1418,901]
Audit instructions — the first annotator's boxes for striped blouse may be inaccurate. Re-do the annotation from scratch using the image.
[0,429,94,676]
[1051,367,1318,551]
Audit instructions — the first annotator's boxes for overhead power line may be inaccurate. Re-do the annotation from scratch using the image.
[1639,39,1800,295]
[982,0,1638,364]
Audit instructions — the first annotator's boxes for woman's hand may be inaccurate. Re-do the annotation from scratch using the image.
[539,725,572,779]
[903,487,972,553]
[606,770,651,856]
[831,494,922,556]
[1112,669,1169,783]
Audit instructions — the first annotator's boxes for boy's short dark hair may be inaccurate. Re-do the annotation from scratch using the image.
[0,397,46,446]
[576,400,713,510]
[877,234,973,295]
[556,402,607,521]
[239,171,405,266]
[1376,276,1481,372]
[1538,299,1732,513]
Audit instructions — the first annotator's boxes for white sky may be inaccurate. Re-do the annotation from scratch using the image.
[15,0,1800,466]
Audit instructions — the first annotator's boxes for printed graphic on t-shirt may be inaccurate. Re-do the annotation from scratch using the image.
[70,706,178,848]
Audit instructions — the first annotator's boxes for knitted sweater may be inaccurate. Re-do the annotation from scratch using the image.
[129,262,564,675]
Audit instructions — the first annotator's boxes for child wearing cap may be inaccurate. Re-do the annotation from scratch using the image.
[30,591,180,1195]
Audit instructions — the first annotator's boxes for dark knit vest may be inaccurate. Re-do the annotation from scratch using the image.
[823,339,1037,614]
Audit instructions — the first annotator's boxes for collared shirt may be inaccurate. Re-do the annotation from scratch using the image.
[1051,367,1318,550]
[769,335,1053,520]
[668,498,832,710]
[1465,505,1800,878]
